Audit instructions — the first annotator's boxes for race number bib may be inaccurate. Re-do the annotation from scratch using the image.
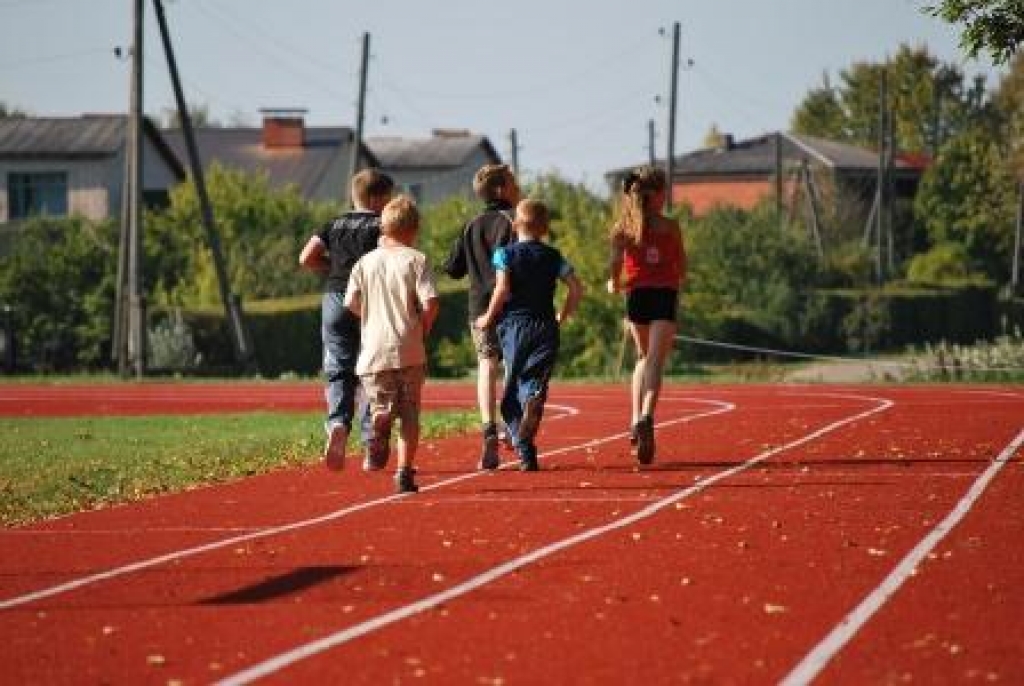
[645,246,661,264]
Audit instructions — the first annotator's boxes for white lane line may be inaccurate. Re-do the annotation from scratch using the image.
[0,398,729,611]
[780,425,1024,686]
[216,392,892,686]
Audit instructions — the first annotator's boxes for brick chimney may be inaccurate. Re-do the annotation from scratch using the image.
[260,108,307,148]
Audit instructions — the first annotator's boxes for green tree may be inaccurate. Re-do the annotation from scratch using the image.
[791,44,989,153]
[926,0,1024,65]
[0,102,27,118]
[146,164,336,305]
[993,51,1024,175]
[0,217,119,369]
[684,203,823,348]
[914,125,1016,280]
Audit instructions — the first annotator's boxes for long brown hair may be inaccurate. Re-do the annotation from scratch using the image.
[610,165,666,247]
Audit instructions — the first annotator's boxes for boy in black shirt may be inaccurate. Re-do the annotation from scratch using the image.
[299,169,394,470]
[443,164,520,470]
[473,199,584,471]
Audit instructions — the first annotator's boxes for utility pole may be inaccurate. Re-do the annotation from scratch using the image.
[153,0,252,369]
[113,113,132,372]
[774,132,783,229]
[126,0,146,377]
[647,119,656,165]
[874,67,888,285]
[508,128,519,176]
[1013,181,1023,296]
[665,21,680,212]
[348,32,370,203]
[885,99,896,273]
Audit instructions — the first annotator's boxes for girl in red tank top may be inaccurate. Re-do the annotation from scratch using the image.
[606,165,687,466]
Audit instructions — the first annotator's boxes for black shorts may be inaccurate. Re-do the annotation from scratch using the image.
[626,287,679,324]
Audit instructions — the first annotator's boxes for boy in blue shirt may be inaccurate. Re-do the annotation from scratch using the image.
[473,199,584,471]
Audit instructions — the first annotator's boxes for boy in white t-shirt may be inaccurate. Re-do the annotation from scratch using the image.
[345,195,440,493]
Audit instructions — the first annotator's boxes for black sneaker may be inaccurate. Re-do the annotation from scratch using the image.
[518,445,539,472]
[479,424,500,471]
[635,415,655,465]
[518,392,543,444]
[395,467,419,494]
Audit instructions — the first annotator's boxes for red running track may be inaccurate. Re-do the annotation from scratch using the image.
[0,381,1022,684]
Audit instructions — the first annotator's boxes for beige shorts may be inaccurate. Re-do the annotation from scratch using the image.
[470,321,501,360]
[359,365,426,430]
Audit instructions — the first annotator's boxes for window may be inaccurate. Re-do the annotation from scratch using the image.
[7,172,68,219]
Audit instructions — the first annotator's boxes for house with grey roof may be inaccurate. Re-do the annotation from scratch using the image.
[607,131,926,218]
[0,114,184,223]
[366,129,502,206]
[161,109,377,207]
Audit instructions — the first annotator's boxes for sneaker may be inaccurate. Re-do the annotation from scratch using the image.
[635,415,655,465]
[362,443,388,471]
[323,424,348,471]
[518,444,539,472]
[395,467,419,494]
[518,392,543,444]
[478,428,500,471]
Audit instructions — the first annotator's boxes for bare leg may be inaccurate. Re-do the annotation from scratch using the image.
[640,320,677,418]
[629,322,650,426]
[395,419,420,472]
[477,356,500,425]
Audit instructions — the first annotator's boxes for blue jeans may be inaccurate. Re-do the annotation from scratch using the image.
[497,314,559,451]
[322,292,371,440]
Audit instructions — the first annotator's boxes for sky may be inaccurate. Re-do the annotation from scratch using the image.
[0,0,1004,194]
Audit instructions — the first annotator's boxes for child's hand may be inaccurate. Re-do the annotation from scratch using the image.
[473,315,490,330]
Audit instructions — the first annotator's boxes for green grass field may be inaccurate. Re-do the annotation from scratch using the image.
[0,410,476,526]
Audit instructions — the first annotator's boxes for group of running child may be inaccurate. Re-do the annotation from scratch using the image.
[299,163,686,493]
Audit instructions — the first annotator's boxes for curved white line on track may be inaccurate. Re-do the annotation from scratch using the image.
[216,392,892,685]
[0,397,728,611]
[780,425,1024,686]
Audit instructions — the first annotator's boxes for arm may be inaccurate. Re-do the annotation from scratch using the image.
[345,290,362,318]
[607,241,624,294]
[298,235,329,274]
[557,272,584,325]
[421,297,440,337]
[473,269,510,330]
[442,227,468,279]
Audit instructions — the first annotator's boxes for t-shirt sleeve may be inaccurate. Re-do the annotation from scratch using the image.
[492,246,509,271]
[558,256,574,279]
[316,220,332,246]
[344,260,363,306]
[416,256,440,304]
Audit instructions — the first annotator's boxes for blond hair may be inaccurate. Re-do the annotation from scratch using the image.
[350,168,395,209]
[472,163,515,201]
[610,165,667,247]
[381,195,419,236]
[513,198,550,237]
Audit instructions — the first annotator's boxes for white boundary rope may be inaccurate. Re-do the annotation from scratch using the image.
[675,334,1024,374]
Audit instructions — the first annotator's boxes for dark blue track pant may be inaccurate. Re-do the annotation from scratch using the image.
[497,314,559,450]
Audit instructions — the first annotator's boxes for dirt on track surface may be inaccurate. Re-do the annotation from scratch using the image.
[1,381,1022,685]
